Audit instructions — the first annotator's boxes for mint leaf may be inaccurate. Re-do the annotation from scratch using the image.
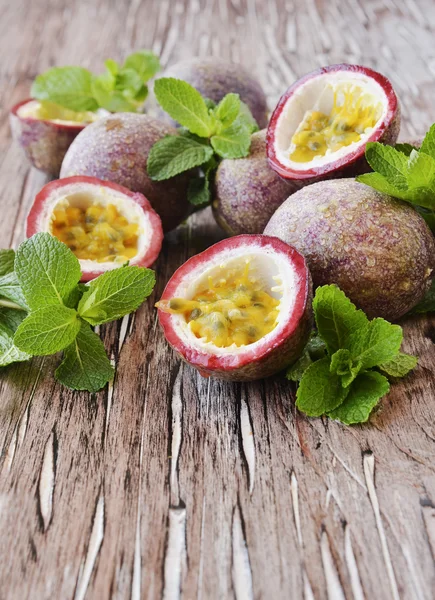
[0,321,31,367]
[214,93,240,128]
[313,285,369,355]
[395,143,419,156]
[364,143,409,190]
[147,135,213,181]
[378,353,418,378]
[15,233,81,310]
[237,101,260,133]
[91,76,135,112]
[14,305,80,355]
[419,123,435,159]
[296,356,349,417]
[78,266,155,325]
[328,371,390,425]
[154,78,212,137]
[0,272,28,310]
[0,250,15,276]
[329,348,361,388]
[348,318,403,371]
[286,333,327,382]
[211,122,251,159]
[123,50,160,82]
[0,307,27,332]
[55,321,114,392]
[188,176,211,206]
[31,66,98,112]
[410,278,435,313]
[356,172,405,197]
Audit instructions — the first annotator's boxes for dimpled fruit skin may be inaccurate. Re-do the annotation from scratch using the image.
[60,113,190,232]
[264,179,435,321]
[158,58,268,128]
[213,130,300,235]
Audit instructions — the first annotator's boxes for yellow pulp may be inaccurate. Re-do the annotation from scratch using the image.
[290,84,382,163]
[21,100,99,124]
[156,262,280,348]
[51,202,139,262]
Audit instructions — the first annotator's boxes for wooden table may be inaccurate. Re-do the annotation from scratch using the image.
[1,1,435,598]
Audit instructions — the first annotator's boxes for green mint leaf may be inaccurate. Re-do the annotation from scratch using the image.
[147,135,213,181]
[313,285,369,355]
[15,233,81,310]
[348,318,403,371]
[0,272,28,310]
[286,350,313,382]
[78,266,155,325]
[420,123,435,159]
[296,356,349,417]
[104,59,119,76]
[237,101,260,133]
[356,172,405,198]
[378,352,418,378]
[188,176,211,206]
[31,66,98,112]
[0,307,27,332]
[123,50,160,82]
[410,278,435,313]
[204,98,216,110]
[0,321,31,367]
[364,142,409,190]
[0,249,15,276]
[14,305,80,356]
[115,68,144,94]
[55,321,114,392]
[91,77,135,112]
[211,122,251,159]
[329,348,362,388]
[214,93,241,128]
[407,150,435,189]
[395,143,419,156]
[154,78,212,137]
[328,371,390,425]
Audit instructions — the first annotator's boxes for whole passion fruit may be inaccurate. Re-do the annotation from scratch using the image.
[10,99,104,176]
[157,58,268,128]
[60,113,190,232]
[27,176,163,282]
[267,64,400,182]
[213,130,300,235]
[156,235,312,381]
[264,179,435,321]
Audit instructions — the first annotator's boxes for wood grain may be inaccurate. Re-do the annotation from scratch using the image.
[0,0,435,599]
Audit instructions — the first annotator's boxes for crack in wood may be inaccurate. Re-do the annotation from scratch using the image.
[170,366,183,506]
[344,525,365,600]
[163,506,187,600]
[239,392,255,495]
[74,494,105,600]
[38,430,55,532]
[232,502,253,600]
[320,529,346,600]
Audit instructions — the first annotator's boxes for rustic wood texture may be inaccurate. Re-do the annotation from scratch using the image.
[0,0,434,598]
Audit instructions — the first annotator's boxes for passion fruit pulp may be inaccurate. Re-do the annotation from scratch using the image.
[157,235,312,381]
[10,99,103,176]
[267,64,400,182]
[27,176,163,282]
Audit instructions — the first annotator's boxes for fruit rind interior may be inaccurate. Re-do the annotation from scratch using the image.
[159,248,300,355]
[17,100,107,125]
[274,71,388,170]
[36,182,153,270]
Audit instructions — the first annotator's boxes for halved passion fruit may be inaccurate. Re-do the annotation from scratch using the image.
[27,176,163,281]
[10,99,106,176]
[267,64,400,181]
[156,235,312,381]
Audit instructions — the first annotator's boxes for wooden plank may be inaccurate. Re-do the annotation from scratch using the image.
[0,0,434,599]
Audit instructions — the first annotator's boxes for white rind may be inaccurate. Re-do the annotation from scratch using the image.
[17,100,108,125]
[169,242,299,358]
[274,70,389,171]
[35,180,154,272]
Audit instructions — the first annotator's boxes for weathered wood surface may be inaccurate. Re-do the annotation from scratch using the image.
[0,0,435,598]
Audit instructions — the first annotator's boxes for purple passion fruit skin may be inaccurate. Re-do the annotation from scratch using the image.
[60,113,190,232]
[264,179,435,321]
[156,58,269,129]
[10,103,83,177]
[213,130,300,235]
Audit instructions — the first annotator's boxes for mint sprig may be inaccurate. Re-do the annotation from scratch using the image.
[0,233,155,392]
[356,123,435,232]
[31,50,160,113]
[288,285,417,425]
[148,78,259,207]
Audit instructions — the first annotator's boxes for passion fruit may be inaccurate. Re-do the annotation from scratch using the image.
[10,99,104,176]
[213,130,300,235]
[157,58,268,128]
[27,176,163,282]
[264,179,435,321]
[267,64,400,182]
[60,113,190,232]
[156,235,312,381]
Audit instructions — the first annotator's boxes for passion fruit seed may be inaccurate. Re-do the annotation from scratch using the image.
[290,84,382,163]
[51,202,139,263]
[156,262,280,348]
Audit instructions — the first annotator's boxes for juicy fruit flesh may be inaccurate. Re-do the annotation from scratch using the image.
[19,100,99,124]
[157,262,280,348]
[290,84,382,163]
[51,200,139,262]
